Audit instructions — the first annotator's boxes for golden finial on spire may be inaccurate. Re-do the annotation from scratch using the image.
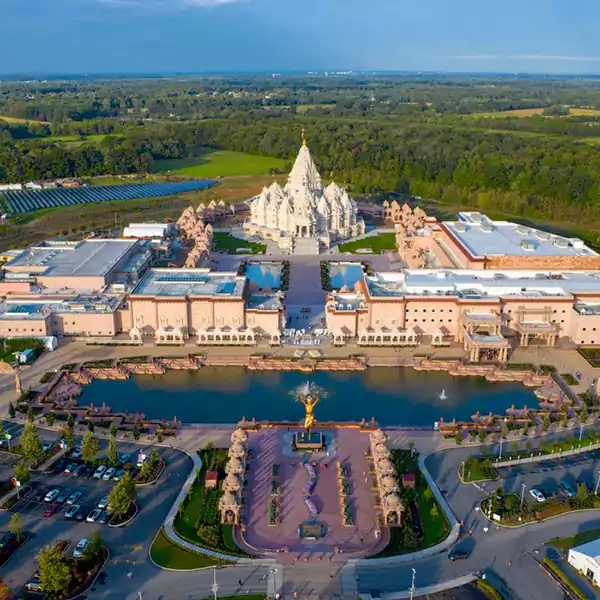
[301,127,307,146]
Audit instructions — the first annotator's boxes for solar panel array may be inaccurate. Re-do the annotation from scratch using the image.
[0,181,216,214]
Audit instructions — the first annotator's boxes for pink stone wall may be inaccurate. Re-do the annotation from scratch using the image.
[51,312,116,337]
[37,275,108,290]
[0,282,31,293]
[0,317,49,337]
[572,312,600,345]
[326,309,359,336]
[246,309,282,336]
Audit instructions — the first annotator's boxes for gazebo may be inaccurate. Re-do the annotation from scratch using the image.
[218,492,240,524]
[382,492,403,525]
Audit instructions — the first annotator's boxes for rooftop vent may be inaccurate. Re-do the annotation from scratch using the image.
[470,213,483,223]
[480,223,493,233]
[454,223,468,233]
[554,237,569,248]
[519,240,536,251]
[535,230,550,241]
[516,225,530,235]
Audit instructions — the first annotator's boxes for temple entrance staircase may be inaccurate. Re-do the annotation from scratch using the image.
[292,237,320,255]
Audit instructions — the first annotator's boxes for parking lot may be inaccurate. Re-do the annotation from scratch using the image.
[0,431,192,594]
[496,450,600,503]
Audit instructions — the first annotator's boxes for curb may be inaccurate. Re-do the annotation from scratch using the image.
[68,548,110,600]
[108,504,139,528]
[135,460,166,487]
[0,536,30,568]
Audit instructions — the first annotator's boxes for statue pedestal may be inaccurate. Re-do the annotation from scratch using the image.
[293,431,325,451]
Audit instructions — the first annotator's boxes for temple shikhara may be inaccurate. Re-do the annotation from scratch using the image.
[244,137,365,254]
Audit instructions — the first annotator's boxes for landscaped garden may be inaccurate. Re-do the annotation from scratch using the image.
[578,347,600,368]
[173,445,248,556]
[338,233,396,254]
[213,232,266,254]
[150,529,224,569]
[370,449,449,557]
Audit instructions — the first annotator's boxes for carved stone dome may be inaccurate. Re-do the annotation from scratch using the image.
[231,428,248,444]
[381,475,397,490]
[371,429,387,444]
[226,457,244,474]
[384,493,402,510]
[373,442,389,456]
[219,491,239,509]
[225,473,241,491]
[228,442,246,458]
[378,458,394,474]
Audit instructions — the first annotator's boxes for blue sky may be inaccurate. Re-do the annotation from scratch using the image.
[2,0,600,75]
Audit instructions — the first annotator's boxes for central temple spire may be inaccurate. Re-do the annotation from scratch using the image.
[301,127,307,146]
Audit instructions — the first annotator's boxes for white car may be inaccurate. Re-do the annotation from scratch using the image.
[44,489,60,503]
[93,465,107,480]
[97,494,109,509]
[103,467,116,481]
[529,488,546,503]
[71,448,82,459]
[86,508,102,523]
[73,538,88,558]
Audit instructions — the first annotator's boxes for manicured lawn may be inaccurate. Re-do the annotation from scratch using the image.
[155,148,287,177]
[338,233,396,253]
[213,232,266,254]
[150,530,223,569]
[0,115,48,124]
[547,527,600,552]
[461,457,499,483]
[561,373,578,386]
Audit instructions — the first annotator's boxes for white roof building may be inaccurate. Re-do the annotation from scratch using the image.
[123,222,174,240]
[568,538,600,584]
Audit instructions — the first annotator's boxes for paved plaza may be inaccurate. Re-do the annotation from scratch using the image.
[239,427,387,562]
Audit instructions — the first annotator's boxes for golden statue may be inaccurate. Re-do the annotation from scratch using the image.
[299,391,319,437]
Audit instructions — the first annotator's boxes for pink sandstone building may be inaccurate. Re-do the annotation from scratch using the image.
[0,239,283,345]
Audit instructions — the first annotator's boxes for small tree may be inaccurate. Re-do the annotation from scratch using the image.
[38,544,71,597]
[577,483,588,503]
[423,486,433,502]
[20,422,45,463]
[8,513,24,541]
[561,413,569,428]
[430,504,439,519]
[59,425,74,448]
[156,429,163,443]
[66,414,75,428]
[525,440,532,452]
[509,442,519,454]
[501,421,509,440]
[454,431,462,445]
[581,405,589,424]
[109,422,118,437]
[85,529,103,559]
[45,412,55,427]
[81,431,99,464]
[133,427,140,441]
[8,402,15,419]
[542,414,551,432]
[522,422,529,437]
[478,429,486,443]
[27,406,35,423]
[14,461,31,487]
[108,435,118,465]
[108,472,137,517]
[0,577,13,600]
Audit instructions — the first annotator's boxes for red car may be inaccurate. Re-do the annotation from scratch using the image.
[43,502,60,518]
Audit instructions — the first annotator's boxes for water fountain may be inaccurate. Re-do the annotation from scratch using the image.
[440,389,448,400]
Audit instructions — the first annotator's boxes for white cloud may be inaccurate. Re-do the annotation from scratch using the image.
[96,0,243,8]
[510,54,600,62]
[448,55,502,61]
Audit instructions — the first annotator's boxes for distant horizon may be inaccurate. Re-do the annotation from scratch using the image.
[3,69,600,81]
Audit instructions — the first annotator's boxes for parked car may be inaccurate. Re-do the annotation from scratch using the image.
[43,503,60,518]
[64,463,78,474]
[73,538,88,558]
[71,448,82,459]
[119,453,130,464]
[448,548,470,561]
[93,465,107,480]
[42,442,53,453]
[560,480,577,498]
[66,491,82,505]
[25,574,42,592]
[113,469,125,481]
[53,459,68,474]
[87,508,102,523]
[577,478,591,493]
[97,495,109,509]
[73,465,86,478]
[0,532,17,551]
[56,489,70,503]
[529,488,546,503]
[98,510,109,524]
[65,504,80,519]
[44,489,60,503]
[103,467,116,481]
[75,506,87,521]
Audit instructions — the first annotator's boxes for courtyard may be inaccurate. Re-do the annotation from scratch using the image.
[236,427,387,562]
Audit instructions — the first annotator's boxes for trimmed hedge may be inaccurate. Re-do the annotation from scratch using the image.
[543,558,588,600]
[476,580,503,600]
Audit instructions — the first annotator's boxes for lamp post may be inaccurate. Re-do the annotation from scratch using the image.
[498,417,507,459]
[409,568,416,600]
[461,461,465,481]
[211,566,219,600]
[595,471,600,495]
[580,422,584,443]
[520,483,526,510]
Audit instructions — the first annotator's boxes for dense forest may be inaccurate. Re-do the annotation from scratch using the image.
[3,74,600,226]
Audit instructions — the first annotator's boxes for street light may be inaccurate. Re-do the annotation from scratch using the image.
[498,417,507,459]
[595,471,600,495]
[520,483,526,510]
[409,568,416,600]
[211,566,219,600]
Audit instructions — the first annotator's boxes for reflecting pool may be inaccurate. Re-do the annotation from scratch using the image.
[81,367,536,427]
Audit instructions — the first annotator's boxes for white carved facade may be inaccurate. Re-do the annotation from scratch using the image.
[244,141,365,253]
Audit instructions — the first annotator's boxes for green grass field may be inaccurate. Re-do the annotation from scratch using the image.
[212,232,266,254]
[338,233,396,253]
[154,148,287,178]
[547,527,600,552]
[0,115,49,124]
[150,530,222,569]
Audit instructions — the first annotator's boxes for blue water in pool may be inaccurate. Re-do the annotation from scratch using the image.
[80,367,536,427]
[329,263,365,289]
[246,262,282,289]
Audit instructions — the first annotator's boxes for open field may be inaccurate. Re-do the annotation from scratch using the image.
[0,114,49,124]
[475,106,600,119]
[294,103,333,113]
[155,148,287,177]
[338,233,396,253]
[0,173,278,252]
